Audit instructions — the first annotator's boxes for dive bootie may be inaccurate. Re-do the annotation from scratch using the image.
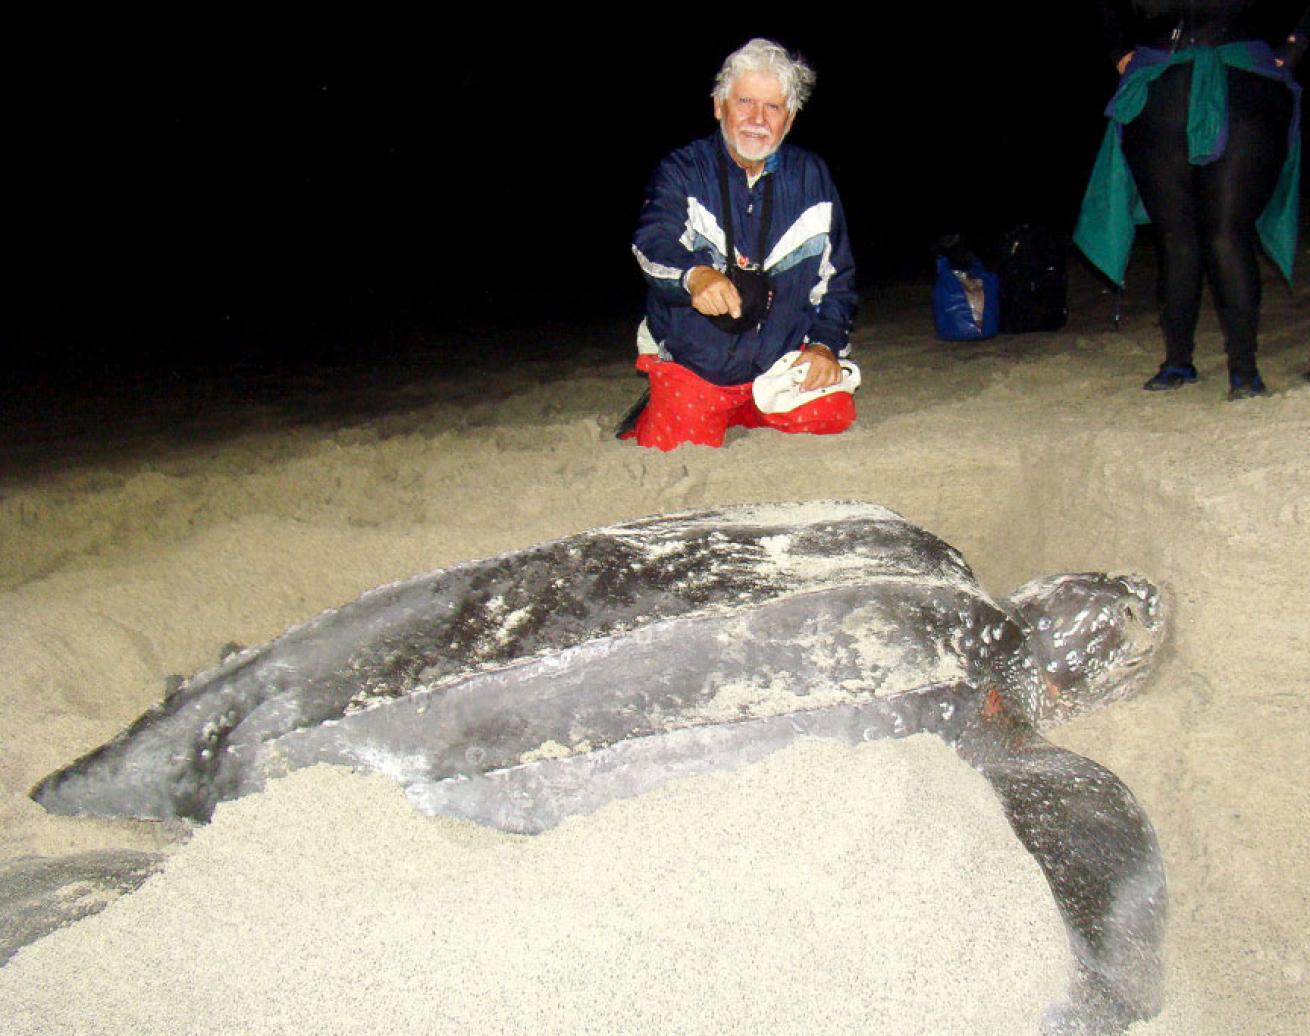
[1227,371,1269,401]
[1142,363,1198,391]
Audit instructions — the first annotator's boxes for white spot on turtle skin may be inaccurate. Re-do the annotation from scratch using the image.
[349,744,435,784]
[757,533,794,557]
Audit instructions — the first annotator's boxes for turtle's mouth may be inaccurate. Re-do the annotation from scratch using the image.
[1100,625,1159,678]
[1110,653,1155,683]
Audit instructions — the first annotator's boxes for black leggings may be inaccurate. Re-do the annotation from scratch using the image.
[1122,63,1292,375]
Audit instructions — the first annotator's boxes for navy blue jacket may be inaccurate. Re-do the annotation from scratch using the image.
[632,133,856,387]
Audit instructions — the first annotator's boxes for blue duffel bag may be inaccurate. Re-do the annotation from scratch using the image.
[933,254,1000,341]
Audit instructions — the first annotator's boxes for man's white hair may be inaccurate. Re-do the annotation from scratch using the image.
[712,38,816,115]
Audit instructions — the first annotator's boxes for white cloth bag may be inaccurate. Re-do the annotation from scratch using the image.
[751,351,861,414]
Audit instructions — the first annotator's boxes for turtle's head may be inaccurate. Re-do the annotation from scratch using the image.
[1001,573,1165,728]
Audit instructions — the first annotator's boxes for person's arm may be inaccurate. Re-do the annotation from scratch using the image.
[792,162,856,392]
[632,151,733,310]
[685,266,743,319]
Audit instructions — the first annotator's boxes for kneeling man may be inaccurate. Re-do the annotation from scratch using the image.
[626,37,857,451]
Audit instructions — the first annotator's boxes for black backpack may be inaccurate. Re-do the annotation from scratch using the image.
[998,224,1068,334]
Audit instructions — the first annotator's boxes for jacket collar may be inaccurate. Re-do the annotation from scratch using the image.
[713,130,783,182]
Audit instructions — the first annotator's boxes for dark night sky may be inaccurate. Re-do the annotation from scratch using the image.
[11,11,1139,373]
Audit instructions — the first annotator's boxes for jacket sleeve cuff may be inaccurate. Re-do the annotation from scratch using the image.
[803,338,849,359]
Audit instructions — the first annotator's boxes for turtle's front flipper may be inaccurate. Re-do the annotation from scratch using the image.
[0,850,166,965]
[959,722,1166,1035]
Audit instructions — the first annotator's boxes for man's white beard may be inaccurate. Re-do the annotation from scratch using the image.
[723,125,780,165]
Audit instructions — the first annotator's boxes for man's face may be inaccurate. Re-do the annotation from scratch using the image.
[714,70,794,170]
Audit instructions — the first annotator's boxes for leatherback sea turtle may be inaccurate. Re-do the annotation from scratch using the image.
[28,502,1166,1033]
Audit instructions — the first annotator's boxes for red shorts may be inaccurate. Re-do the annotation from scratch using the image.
[623,355,855,451]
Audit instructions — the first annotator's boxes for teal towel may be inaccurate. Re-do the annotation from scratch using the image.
[1074,43,1300,287]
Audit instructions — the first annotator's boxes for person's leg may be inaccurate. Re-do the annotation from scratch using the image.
[624,356,855,447]
[731,392,856,437]
[1122,64,1204,382]
[627,357,744,450]
[1194,68,1292,390]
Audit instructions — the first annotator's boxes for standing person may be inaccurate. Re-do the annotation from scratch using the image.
[1076,1,1309,399]
[624,38,857,450]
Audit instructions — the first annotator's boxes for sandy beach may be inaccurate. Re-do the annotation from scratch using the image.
[1,260,1307,1033]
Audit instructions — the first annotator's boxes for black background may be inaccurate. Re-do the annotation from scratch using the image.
[7,9,1262,378]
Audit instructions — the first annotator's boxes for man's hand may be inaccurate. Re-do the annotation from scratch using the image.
[792,344,843,392]
[688,266,742,320]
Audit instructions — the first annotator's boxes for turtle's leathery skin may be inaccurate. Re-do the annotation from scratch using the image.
[28,502,1168,1034]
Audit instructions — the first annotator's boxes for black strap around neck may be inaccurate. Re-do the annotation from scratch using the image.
[717,150,774,272]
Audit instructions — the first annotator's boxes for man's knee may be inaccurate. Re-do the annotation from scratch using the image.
[634,407,728,450]
[633,363,734,449]
[795,409,856,437]
[767,393,856,436]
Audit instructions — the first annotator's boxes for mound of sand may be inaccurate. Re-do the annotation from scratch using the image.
[0,739,1071,1035]
[1,270,1307,1032]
